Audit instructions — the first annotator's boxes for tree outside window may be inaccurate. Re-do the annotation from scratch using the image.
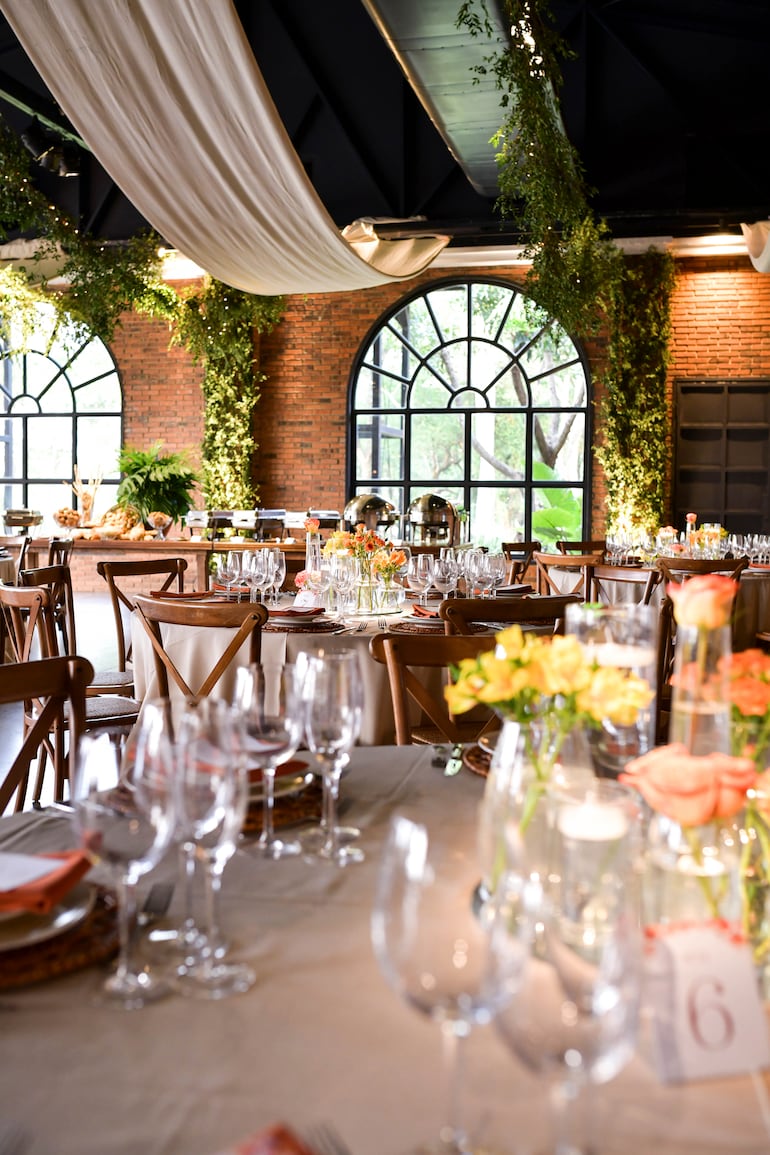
[349,278,591,550]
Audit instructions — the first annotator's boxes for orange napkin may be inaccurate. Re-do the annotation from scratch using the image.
[214,1123,316,1155]
[268,607,323,619]
[412,604,439,618]
[149,589,213,599]
[0,851,91,915]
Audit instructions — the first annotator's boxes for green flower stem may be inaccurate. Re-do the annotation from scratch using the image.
[740,804,770,961]
[682,824,726,921]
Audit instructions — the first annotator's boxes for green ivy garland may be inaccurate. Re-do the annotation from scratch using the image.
[0,113,285,510]
[594,250,676,533]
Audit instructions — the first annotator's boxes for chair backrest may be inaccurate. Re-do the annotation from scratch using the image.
[501,540,541,583]
[589,563,662,606]
[368,630,497,745]
[19,563,77,656]
[655,595,676,745]
[533,551,600,597]
[133,595,268,703]
[15,533,31,581]
[656,556,749,585]
[48,537,75,566]
[0,582,58,662]
[439,594,580,635]
[557,539,606,556]
[96,557,188,670]
[0,655,93,813]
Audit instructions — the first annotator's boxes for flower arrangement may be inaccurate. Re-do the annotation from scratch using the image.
[304,517,320,534]
[323,524,386,561]
[370,547,407,584]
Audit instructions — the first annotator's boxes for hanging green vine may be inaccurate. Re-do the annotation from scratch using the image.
[458,0,623,334]
[0,113,285,510]
[594,250,676,533]
[146,278,285,510]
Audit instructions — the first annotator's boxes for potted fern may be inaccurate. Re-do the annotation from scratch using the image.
[116,441,199,534]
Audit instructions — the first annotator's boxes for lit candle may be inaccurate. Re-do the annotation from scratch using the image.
[557,800,630,842]
[589,641,656,670]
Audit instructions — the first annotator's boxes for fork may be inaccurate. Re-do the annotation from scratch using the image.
[377,617,388,630]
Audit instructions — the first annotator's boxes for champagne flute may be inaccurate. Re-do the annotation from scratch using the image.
[234,662,304,858]
[494,786,642,1155]
[71,727,176,1009]
[301,650,364,865]
[174,698,254,999]
[372,813,525,1155]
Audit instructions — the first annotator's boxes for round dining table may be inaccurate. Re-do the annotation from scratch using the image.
[1,745,770,1155]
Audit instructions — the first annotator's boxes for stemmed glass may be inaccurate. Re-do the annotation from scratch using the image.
[234,662,304,858]
[487,552,508,596]
[301,650,364,866]
[269,548,286,605]
[371,813,524,1155]
[216,550,241,598]
[71,726,176,1009]
[432,556,458,601]
[406,554,434,606]
[330,552,356,619]
[174,698,255,999]
[494,784,642,1155]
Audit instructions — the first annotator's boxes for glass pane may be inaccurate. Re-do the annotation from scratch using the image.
[471,411,527,481]
[391,297,442,359]
[355,413,404,481]
[530,361,587,409]
[499,294,540,354]
[425,286,470,344]
[74,372,122,412]
[532,486,585,550]
[28,416,72,477]
[470,487,526,551]
[0,483,24,511]
[532,413,585,482]
[76,415,121,479]
[410,364,454,409]
[357,325,415,406]
[407,485,464,512]
[410,412,465,481]
[470,282,515,339]
[31,363,74,413]
[66,338,117,383]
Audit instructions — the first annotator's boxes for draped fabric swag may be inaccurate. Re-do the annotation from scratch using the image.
[0,0,448,295]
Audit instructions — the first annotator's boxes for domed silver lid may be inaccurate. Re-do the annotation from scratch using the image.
[343,494,398,523]
[406,494,456,523]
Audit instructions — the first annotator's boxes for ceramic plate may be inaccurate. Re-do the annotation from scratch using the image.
[268,613,324,627]
[247,759,314,803]
[0,883,95,953]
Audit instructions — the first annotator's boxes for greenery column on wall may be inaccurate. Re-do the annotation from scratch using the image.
[149,278,284,510]
[594,250,676,534]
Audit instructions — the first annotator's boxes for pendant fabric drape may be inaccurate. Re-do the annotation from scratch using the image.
[0,0,448,295]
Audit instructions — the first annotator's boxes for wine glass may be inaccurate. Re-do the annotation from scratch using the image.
[71,726,176,1009]
[487,552,508,596]
[371,812,525,1155]
[494,785,642,1155]
[234,662,304,858]
[269,548,286,605]
[406,554,434,606]
[174,698,255,999]
[330,553,356,619]
[301,650,364,866]
[216,550,240,598]
[432,556,458,601]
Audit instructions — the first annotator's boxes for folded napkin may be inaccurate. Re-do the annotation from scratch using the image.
[149,589,213,599]
[494,583,533,596]
[268,607,323,619]
[412,604,440,619]
[213,1123,316,1155]
[0,851,91,915]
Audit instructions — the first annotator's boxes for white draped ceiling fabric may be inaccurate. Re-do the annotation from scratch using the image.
[0,0,449,295]
[741,222,770,273]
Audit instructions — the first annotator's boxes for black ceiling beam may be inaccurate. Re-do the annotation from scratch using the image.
[0,70,88,148]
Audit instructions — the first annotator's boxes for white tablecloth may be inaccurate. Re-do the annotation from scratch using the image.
[1,746,770,1155]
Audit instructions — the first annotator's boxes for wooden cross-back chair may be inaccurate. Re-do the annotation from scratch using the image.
[133,595,268,705]
[656,556,749,585]
[368,630,498,746]
[0,655,93,814]
[96,557,189,691]
[47,537,75,566]
[589,563,662,607]
[20,563,136,698]
[439,594,581,636]
[533,551,600,598]
[557,539,606,556]
[501,541,541,584]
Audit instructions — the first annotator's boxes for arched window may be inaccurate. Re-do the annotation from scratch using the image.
[348,277,591,549]
[0,305,122,527]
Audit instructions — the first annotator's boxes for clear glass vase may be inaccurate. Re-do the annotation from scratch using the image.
[668,622,732,756]
[644,812,743,926]
[376,579,405,614]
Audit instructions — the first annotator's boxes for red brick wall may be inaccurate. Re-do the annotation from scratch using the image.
[108,254,770,538]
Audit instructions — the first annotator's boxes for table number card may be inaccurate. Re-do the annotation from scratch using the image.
[644,921,770,1083]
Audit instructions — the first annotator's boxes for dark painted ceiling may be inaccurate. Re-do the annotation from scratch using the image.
[1,0,769,252]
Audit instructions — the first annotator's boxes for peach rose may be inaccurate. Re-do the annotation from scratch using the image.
[304,517,320,533]
[620,742,756,825]
[667,574,738,629]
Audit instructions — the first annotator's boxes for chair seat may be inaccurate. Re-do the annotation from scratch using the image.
[90,668,135,694]
[81,694,141,723]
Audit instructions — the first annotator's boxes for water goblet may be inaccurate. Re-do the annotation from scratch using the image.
[487,552,508,596]
[494,786,642,1155]
[432,557,458,601]
[71,727,176,1009]
[371,812,525,1155]
[330,552,356,619]
[301,650,364,866]
[269,548,286,605]
[217,550,240,598]
[406,554,434,606]
[174,698,255,999]
[234,662,304,859]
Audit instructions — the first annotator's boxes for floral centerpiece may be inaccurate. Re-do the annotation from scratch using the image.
[323,524,388,613]
[446,626,652,830]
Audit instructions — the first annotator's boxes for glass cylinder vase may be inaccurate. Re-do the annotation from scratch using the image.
[644,812,743,926]
[668,622,732,756]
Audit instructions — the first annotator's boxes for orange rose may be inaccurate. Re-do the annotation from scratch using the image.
[667,574,738,629]
[304,517,320,533]
[620,742,756,825]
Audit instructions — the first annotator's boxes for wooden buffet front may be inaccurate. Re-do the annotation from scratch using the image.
[0,536,309,593]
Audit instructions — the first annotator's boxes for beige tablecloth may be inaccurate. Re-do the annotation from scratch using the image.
[1,746,770,1155]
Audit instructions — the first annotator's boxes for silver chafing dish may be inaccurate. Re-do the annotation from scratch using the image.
[3,508,43,535]
[406,493,457,544]
[343,493,399,533]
